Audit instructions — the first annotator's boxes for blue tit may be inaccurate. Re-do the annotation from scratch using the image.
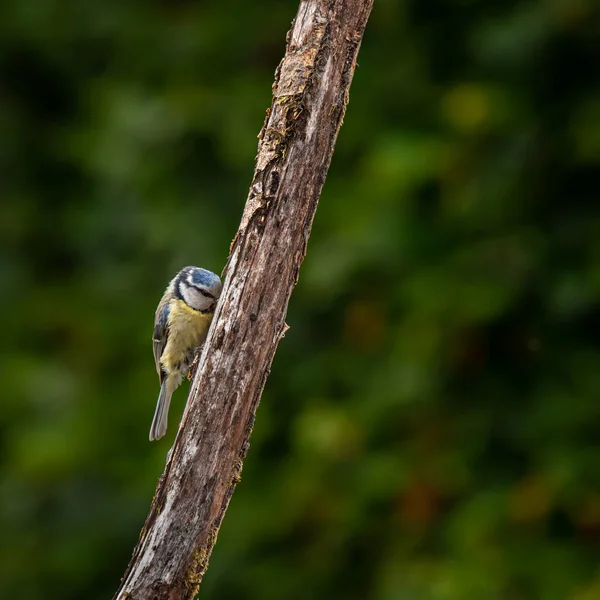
[150,266,222,441]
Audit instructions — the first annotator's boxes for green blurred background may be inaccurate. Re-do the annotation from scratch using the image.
[1,0,599,599]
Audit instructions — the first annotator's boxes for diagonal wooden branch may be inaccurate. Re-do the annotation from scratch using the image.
[114,1,374,598]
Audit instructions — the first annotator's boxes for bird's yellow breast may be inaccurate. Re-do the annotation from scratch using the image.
[161,299,213,374]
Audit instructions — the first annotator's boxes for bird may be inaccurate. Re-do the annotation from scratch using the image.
[149,266,222,441]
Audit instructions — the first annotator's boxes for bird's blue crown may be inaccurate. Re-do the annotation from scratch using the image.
[181,266,221,289]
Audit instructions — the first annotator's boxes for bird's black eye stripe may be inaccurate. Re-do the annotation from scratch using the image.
[191,285,215,299]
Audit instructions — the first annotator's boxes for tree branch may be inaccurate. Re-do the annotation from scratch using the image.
[114,1,374,598]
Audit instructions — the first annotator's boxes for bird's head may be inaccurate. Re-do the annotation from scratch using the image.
[177,266,222,313]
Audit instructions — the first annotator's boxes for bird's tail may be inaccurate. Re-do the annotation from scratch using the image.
[149,378,174,441]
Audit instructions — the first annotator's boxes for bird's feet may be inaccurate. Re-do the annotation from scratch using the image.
[187,347,203,381]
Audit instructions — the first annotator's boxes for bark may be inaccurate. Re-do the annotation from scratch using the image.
[113,1,374,598]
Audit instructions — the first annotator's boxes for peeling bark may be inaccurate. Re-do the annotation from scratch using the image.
[113,1,374,598]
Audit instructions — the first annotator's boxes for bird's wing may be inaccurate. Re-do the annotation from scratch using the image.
[153,300,171,384]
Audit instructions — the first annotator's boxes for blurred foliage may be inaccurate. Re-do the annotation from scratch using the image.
[1,0,599,599]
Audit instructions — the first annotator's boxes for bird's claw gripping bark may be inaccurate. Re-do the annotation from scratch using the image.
[187,347,202,381]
